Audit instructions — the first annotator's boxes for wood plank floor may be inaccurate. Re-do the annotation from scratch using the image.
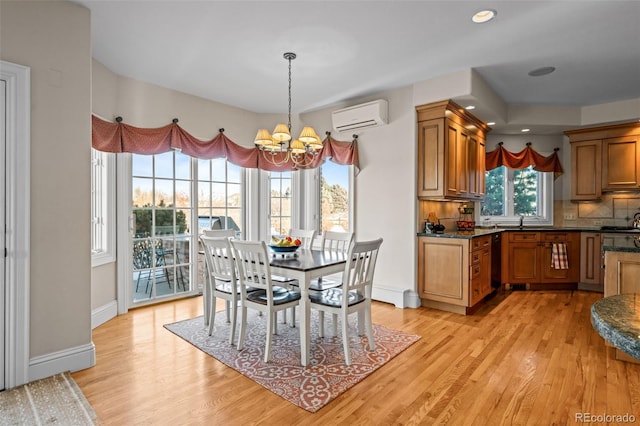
[73,290,640,425]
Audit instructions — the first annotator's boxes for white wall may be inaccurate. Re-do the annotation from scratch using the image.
[303,87,419,308]
[1,0,94,379]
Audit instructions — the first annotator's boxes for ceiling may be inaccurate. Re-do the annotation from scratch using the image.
[76,0,640,135]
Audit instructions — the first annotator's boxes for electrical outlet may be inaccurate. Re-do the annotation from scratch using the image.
[593,220,603,225]
[563,213,576,220]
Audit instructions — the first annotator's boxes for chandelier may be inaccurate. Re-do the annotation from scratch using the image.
[254,52,323,167]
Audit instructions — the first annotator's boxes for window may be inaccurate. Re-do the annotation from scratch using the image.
[480,165,553,226]
[91,148,115,266]
[197,157,243,237]
[269,171,292,236]
[319,161,352,232]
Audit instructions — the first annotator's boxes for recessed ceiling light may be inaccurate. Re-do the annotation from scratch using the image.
[521,128,531,133]
[528,66,556,77]
[465,105,476,110]
[472,9,497,23]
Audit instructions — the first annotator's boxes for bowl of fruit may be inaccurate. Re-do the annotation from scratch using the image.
[269,236,303,253]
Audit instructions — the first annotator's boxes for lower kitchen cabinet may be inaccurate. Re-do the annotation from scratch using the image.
[501,231,580,288]
[418,234,493,314]
[603,249,640,363]
[580,232,603,289]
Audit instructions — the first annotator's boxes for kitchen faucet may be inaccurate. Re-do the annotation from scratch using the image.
[519,215,524,229]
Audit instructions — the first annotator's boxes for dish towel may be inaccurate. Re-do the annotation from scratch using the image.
[551,242,569,269]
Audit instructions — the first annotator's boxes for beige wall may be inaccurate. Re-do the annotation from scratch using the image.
[1,1,92,358]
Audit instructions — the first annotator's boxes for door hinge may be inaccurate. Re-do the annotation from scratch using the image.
[4,247,7,258]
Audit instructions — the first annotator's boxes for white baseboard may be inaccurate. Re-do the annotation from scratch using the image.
[92,300,118,329]
[29,342,96,382]
[372,285,420,308]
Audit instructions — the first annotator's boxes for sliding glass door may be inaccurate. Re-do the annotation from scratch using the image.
[132,152,193,302]
[128,152,245,306]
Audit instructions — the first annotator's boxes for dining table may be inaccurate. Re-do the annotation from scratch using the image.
[268,248,348,366]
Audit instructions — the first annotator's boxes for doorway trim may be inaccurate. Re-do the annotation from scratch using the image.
[1,60,31,389]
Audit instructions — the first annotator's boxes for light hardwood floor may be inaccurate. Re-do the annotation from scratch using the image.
[73,290,640,425]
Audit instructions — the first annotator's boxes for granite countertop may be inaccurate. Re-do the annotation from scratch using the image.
[603,245,640,253]
[417,226,640,239]
[591,294,640,360]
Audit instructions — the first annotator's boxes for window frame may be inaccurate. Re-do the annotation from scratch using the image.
[479,165,554,227]
[91,148,116,267]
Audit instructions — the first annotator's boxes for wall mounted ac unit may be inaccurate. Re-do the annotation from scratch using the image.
[331,99,388,132]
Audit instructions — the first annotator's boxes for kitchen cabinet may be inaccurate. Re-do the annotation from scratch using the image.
[570,140,601,200]
[580,232,603,288]
[604,250,640,296]
[602,135,640,191]
[418,234,493,314]
[416,100,490,201]
[501,231,580,288]
[603,249,640,363]
[566,122,640,200]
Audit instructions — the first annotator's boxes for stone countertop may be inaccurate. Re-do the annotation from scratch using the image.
[591,294,640,360]
[417,226,640,239]
[603,245,640,253]
[416,228,502,239]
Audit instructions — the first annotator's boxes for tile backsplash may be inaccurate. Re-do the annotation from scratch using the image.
[556,194,640,228]
[418,194,640,233]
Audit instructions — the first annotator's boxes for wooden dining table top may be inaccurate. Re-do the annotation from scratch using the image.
[268,248,348,271]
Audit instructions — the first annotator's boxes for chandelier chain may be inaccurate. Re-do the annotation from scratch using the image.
[287,55,292,132]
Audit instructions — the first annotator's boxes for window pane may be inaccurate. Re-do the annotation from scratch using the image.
[132,154,153,177]
[175,180,191,208]
[481,167,505,216]
[154,152,174,179]
[197,158,210,181]
[198,181,211,206]
[514,166,538,216]
[228,163,242,183]
[133,177,153,208]
[211,158,226,182]
[175,152,191,180]
[155,179,173,207]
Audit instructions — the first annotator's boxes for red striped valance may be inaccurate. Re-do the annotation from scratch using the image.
[91,115,359,172]
[486,142,563,179]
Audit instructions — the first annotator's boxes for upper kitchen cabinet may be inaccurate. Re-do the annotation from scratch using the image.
[416,100,491,201]
[566,122,640,200]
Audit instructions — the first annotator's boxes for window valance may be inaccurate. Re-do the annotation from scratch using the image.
[91,114,359,172]
[486,142,563,179]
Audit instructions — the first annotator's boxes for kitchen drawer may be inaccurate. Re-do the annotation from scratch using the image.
[542,232,569,242]
[471,235,491,251]
[470,263,482,280]
[509,232,539,242]
[471,251,481,265]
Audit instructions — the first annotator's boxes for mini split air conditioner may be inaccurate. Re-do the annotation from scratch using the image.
[331,99,388,132]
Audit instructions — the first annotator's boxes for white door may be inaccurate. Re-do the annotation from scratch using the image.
[1,77,7,390]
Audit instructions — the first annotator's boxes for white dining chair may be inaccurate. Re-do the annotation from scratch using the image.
[200,228,236,327]
[200,235,247,344]
[309,237,383,366]
[231,239,302,363]
[288,228,316,249]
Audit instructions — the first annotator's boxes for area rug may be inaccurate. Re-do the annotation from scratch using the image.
[0,371,98,425]
[164,310,420,412]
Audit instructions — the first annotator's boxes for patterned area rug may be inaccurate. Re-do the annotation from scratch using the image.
[165,310,420,412]
[0,372,97,425]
